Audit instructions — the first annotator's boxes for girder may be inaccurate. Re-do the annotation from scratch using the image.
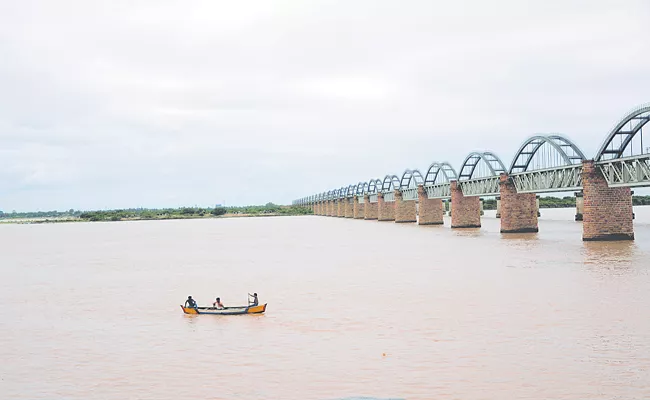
[511,164,583,194]
[368,194,378,203]
[424,183,451,199]
[459,176,500,196]
[597,154,650,187]
[383,191,395,202]
[596,103,650,161]
[402,188,418,201]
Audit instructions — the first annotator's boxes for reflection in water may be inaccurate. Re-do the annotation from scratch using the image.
[1,208,650,399]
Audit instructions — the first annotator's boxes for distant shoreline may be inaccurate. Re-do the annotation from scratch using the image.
[0,213,301,225]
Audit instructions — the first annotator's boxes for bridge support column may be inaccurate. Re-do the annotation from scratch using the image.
[394,190,416,223]
[337,199,345,217]
[377,193,395,221]
[450,181,481,228]
[417,185,443,225]
[344,197,353,218]
[319,201,324,215]
[575,192,583,221]
[498,173,538,233]
[582,160,634,241]
[353,196,365,219]
[495,196,501,218]
[328,200,335,216]
[364,195,378,220]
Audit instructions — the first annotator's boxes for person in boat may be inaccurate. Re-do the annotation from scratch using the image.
[213,297,225,309]
[248,292,258,306]
[184,296,197,308]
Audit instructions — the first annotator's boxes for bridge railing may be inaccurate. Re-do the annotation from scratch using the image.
[597,154,650,187]
[459,176,500,197]
[402,188,418,201]
[383,192,395,202]
[424,183,451,199]
[512,164,582,194]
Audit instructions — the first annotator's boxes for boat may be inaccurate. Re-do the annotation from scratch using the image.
[180,303,267,315]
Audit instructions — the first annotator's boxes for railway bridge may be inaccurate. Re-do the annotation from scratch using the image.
[294,103,650,241]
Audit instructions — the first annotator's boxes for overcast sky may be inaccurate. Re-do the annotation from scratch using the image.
[1,1,649,211]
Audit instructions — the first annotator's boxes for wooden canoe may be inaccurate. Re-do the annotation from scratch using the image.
[180,303,267,315]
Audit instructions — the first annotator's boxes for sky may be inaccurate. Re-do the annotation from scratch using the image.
[1,0,649,211]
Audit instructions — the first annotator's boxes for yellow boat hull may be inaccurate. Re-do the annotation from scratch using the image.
[180,303,267,315]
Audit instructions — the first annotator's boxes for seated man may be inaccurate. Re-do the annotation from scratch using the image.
[184,296,197,308]
[248,292,259,306]
[213,297,225,309]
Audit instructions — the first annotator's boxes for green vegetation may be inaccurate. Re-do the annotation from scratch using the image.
[483,195,650,210]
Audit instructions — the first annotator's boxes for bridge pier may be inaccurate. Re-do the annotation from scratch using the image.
[336,199,344,217]
[582,160,634,241]
[417,185,444,225]
[394,190,416,223]
[377,193,395,221]
[329,200,336,216]
[344,197,354,218]
[495,196,501,218]
[575,192,583,221]
[450,181,481,228]
[498,173,538,233]
[364,195,378,220]
[353,196,365,219]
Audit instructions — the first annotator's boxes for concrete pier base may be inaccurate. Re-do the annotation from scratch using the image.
[498,173,538,233]
[582,160,634,241]
[377,193,395,221]
[394,190,416,223]
[450,181,481,228]
[575,192,583,221]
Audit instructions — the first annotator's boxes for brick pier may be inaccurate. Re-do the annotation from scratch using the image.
[498,173,538,233]
[344,197,354,218]
[353,196,365,219]
[450,181,481,228]
[337,199,345,217]
[582,160,634,241]
[377,193,395,221]
[394,190,417,223]
[417,185,444,225]
[364,195,378,220]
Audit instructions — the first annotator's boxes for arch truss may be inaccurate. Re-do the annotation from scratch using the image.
[367,178,382,203]
[424,162,457,199]
[457,151,507,196]
[400,169,424,200]
[381,175,400,202]
[509,135,586,193]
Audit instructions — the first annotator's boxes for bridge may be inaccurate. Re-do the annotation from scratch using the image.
[294,103,650,241]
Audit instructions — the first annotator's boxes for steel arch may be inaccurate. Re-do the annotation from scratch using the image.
[346,184,356,197]
[381,175,400,192]
[509,135,586,174]
[400,169,425,189]
[424,162,458,185]
[458,151,507,180]
[595,103,650,161]
[338,186,346,199]
[356,182,368,195]
[368,179,382,194]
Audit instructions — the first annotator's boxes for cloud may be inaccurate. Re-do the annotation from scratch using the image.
[0,0,649,210]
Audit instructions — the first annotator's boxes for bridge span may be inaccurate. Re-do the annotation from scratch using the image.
[294,103,650,241]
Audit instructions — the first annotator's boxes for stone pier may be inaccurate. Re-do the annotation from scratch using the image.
[498,173,538,233]
[329,200,335,216]
[417,185,444,225]
[582,160,634,241]
[353,196,365,219]
[450,181,481,228]
[394,190,417,223]
[575,192,583,221]
[344,197,354,218]
[377,193,395,221]
[364,195,378,220]
[337,199,345,217]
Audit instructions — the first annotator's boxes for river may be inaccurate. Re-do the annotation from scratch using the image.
[1,208,650,399]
